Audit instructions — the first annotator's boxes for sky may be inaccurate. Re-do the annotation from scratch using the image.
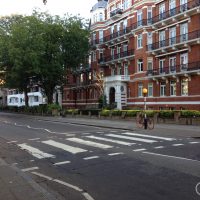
[0,0,97,19]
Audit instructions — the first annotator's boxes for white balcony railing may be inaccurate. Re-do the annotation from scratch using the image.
[103,75,130,82]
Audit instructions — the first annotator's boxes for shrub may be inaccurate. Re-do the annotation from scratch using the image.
[99,109,110,117]
[111,110,122,116]
[159,110,174,118]
[180,110,200,118]
[47,104,61,113]
[125,110,140,117]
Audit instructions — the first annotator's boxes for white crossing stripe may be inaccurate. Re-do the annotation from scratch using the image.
[106,134,157,143]
[42,140,87,154]
[133,148,146,152]
[67,138,113,149]
[83,156,99,160]
[22,167,39,172]
[53,161,71,166]
[7,141,18,144]
[122,132,175,141]
[28,138,40,141]
[172,144,184,146]
[18,143,55,159]
[108,152,124,156]
[85,135,135,146]
[154,146,164,149]
[189,141,199,144]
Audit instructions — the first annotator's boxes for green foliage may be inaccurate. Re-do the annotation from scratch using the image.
[180,110,200,118]
[65,109,79,115]
[111,110,122,116]
[125,110,140,117]
[0,11,90,104]
[159,110,174,118]
[99,109,110,117]
[47,103,61,113]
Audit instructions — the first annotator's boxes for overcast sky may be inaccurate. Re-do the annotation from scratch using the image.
[0,0,97,19]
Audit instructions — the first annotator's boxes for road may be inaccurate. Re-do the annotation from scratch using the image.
[0,112,199,200]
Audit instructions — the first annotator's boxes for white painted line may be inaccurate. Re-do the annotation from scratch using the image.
[67,138,113,149]
[42,140,87,154]
[22,167,39,172]
[54,179,83,192]
[110,131,117,132]
[189,141,199,144]
[172,144,184,146]
[31,172,53,180]
[86,135,135,146]
[96,132,104,133]
[18,143,55,159]
[53,161,71,166]
[82,192,95,200]
[154,146,164,149]
[30,160,35,162]
[106,134,157,143]
[122,132,175,141]
[133,148,146,152]
[83,156,99,160]
[31,172,95,200]
[28,138,40,141]
[108,152,124,156]
[143,152,200,163]
[7,141,18,144]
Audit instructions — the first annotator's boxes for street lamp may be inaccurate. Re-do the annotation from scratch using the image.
[142,88,148,129]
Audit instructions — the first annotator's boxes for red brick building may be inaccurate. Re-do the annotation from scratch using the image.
[63,0,200,110]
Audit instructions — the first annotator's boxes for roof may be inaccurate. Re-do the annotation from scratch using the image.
[91,0,108,12]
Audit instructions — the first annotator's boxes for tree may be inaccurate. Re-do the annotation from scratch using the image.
[0,11,90,104]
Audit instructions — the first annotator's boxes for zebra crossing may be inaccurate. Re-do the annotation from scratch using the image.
[16,131,198,163]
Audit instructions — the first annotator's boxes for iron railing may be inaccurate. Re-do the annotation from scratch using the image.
[146,61,200,76]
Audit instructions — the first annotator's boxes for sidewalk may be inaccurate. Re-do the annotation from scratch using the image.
[0,158,58,200]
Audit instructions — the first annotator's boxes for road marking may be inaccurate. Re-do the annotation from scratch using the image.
[31,172,53,180]
[133,148,146,152]
[122,132,175,141]
[42,140,87,154]
[22,167,39,172]
[189,141,199,144]
[172,144,184,146]
[67,138,113,149]
[85,135,135,146]
[18,143,55,159]
[28,138,40,141]
[106,134,157,143]
[7,141,18,144]
[53,161,71,166]
[143,152,200,163]
[31,172,95,200]
[108,152,124,156]
[154,146,164,149]
[96,131,104,133]
[83,156,99,160]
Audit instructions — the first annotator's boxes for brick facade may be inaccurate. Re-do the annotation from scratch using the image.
[63,0,200,110]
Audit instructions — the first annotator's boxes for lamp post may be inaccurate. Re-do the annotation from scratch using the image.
[142,88,148,129]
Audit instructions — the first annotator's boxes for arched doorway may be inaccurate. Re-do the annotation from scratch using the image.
[109,87,115,106]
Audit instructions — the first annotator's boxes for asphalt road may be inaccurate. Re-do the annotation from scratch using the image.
[0,112,200,200]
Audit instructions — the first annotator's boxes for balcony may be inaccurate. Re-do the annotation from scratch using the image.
[110,8,123,19]
[146,61,200,78]
[131,19,152,32]
[147,29,200,53]
[151,0,200,28]
[98,49,134,66]
[103,26,132,45]
[103,75,130,83]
